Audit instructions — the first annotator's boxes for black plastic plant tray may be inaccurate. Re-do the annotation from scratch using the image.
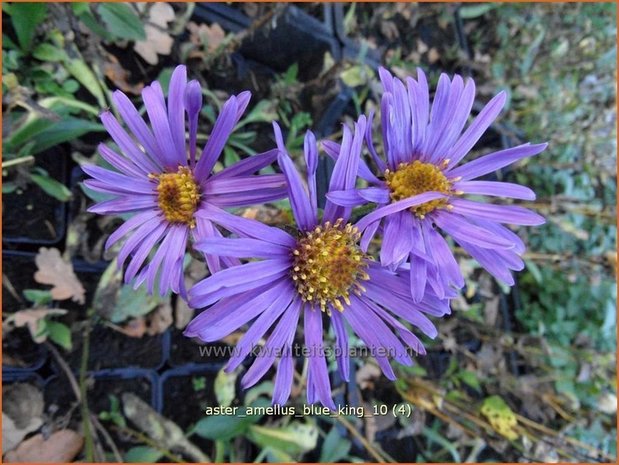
[157,364,222,424]
[2,251,50,373]
[44,368,159,421]
[67,324,170,373]
[3,147,69,246]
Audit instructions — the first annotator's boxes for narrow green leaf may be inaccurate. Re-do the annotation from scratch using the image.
[65,59,107,107]
[31,168,72,201]
[46,321,72,350]
[32,43,68,62]
[31,118,105,154]
[124,446,163,463]
[7,3,48,51]
[98,3,146,41]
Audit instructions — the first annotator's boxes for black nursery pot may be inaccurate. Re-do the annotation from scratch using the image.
[3,148,68,245]
[168,328,228,367]
[158,364,221,428]
[2,251,49,372]
[67,324,170,372]
[44,368,159,432]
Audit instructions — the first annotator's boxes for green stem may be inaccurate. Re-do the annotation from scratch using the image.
[79,308,95,461]
[214,440,225,463]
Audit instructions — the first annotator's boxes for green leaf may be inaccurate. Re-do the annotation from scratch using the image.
[214,367,237,408]
[459,4,498,19]
[193,406,264,441]
[124,446,163,463]
[458,370,481,391]
[78,10,114,41]
[32,43,68,62]
[71,2,90,16]
[31,118,105,154]
[248,421,318,457]
[65,59,107,107]
[110,282,164,323]
[31,168,72,201]
[46,321,72,350]
[7,3,48,51]
[98,3,146,41]
[422,426,461,462]
[319,427,351,462]
[23,289,53,306]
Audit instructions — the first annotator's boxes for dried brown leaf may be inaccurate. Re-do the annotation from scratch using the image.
[103,53,144,95]
[10,308,67,343]
[134,3,175,65]
[147,302,173,336]
[34,248,85,304]
[4,429,83,463]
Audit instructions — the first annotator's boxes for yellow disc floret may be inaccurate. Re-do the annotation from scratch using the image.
[154,166,200,227]
[291,219,369,314]
[385,160,453,218]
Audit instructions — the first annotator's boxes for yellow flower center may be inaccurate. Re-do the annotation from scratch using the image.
[154,166,200,227]
[385,160,453,218]
[291,219,369,314]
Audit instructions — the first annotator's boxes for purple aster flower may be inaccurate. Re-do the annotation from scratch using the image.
[185,118,451,409]
[83,65,286,296]
[326,68,547,301]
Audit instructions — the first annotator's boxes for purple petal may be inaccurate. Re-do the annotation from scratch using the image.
[125,221,169,282]
[82,164,155,194]
[194,96,239,179]
[448,143,548,181]
[407,68,430,151]
[204,174,286,195]
[433,77,476,159]
[380,211,413,268]
[450,198,545,226]
[242,297,301,390]
[409,252,427,303]
[365,109,387,172]
[446,91,507,168]
[186,278,291,341]
[111,91,164,167]
[322,139,381,184]
[330,310,350,381]
[454,180,536,200]
[100,111,161,173]
[325,189,366,208]
[196,203,296,247]
[210,149,278,179]
[355,192,446,232]
[324,116,366,223]
[433,210,516,249]
[185,80,202,165]
[225,290,294,372]
[88,196,157,215]
[195,237,290,259]
[304,307,336,410]
[97,143,144,178]
[189,259,291,297]
[142,85,182,168]
[167,65,188,165]
[304,130,319,218]
[277,150,315,231]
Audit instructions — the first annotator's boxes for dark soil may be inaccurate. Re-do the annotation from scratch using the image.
[45,372,155,451]
[2,148,68,244]
[68,325,167,371]
[169,329,229,366]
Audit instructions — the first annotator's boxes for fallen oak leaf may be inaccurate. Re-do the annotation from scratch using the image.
[34,248,85,304]
[103,53,144,95]
[4,429,83,463]
[8,308,67,343]
[134,3,175,65]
